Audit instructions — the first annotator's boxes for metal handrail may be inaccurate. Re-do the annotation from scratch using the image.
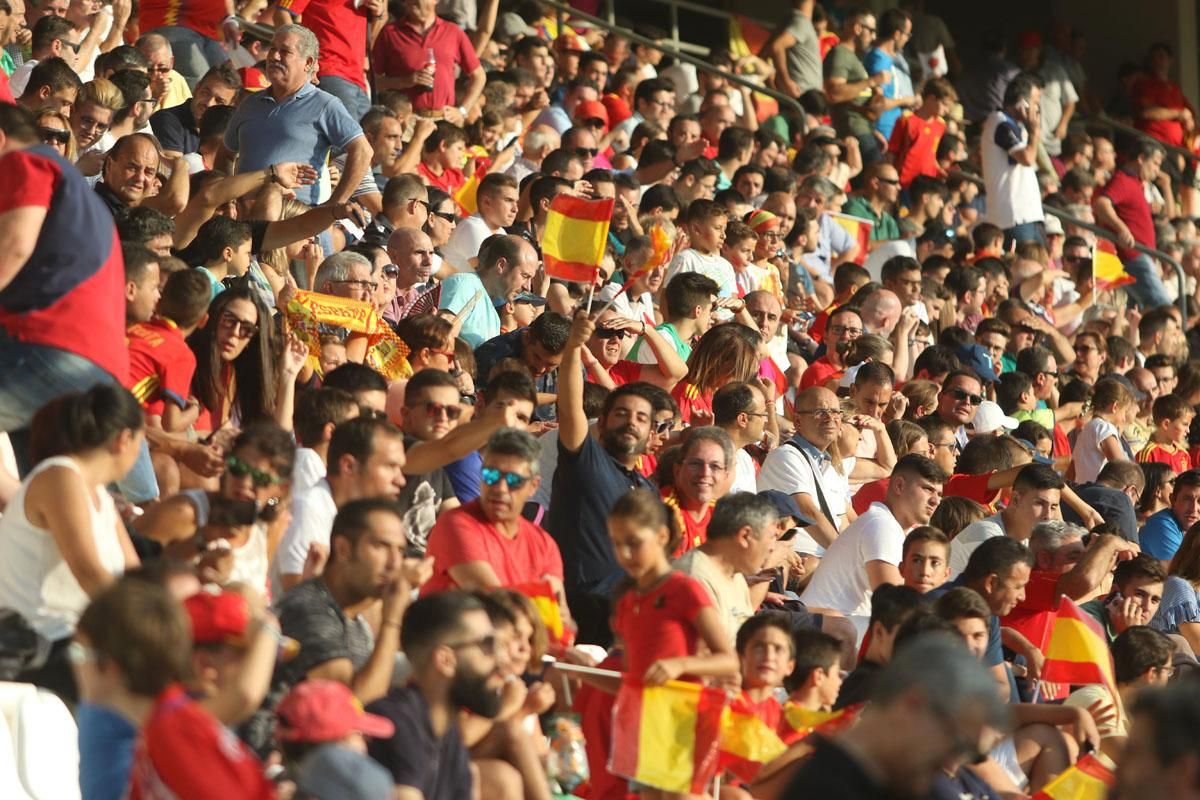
[599,0,775,53]
[1079,112,1195,163]
[946,170,1188,325]
[545,0,806,121]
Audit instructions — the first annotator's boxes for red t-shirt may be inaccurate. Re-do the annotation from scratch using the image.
[606,359,643,387]
[128,685,275,800]
[278,0,370,89]
[798,356,842,391]
[671,381,713,425]
[1133,74,1193,148]
[662,487,714,557]
[139,0,227,39]
[0,70,13,104]
[945,471,1001,507]
[1137,441,1192,474]
[371,17,480,110]
[1099,169,1155,261]
[887,112,945,188]
[0,147,128,383]
[852,478,888,515]
[612,571,712,682]
[417,160,466,196]
[421,499,565,595]
[126,318,197,417]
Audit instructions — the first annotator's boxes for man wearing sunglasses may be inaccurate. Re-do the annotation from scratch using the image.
[935,369,986,452]
[8,14,73,96]
[842,163,903,246]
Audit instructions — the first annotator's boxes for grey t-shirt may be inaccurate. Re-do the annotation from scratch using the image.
[824,44,872,137]
[785,11,823,95]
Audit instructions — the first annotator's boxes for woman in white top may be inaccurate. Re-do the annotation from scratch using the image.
[0,384,143,701]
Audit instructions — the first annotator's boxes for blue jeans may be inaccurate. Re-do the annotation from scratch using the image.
[1003,221,1045,250]
[318,75,370,123]
[0,335,158,500]
[158,26,229,88]
[1123,253,1174,310]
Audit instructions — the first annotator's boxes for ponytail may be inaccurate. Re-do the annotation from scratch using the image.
[30,384,143,462]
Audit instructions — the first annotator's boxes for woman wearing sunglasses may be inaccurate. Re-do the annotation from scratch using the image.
[36,109,76,160]
[424,188,458,263]
[0,384,144,702]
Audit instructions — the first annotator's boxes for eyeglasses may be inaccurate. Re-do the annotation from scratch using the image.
[409,198,431,213]
[576,147,599,158]
[429,347,457,362]
[78,114,110,134]
[56,37,81,53]
[38,127,70,144]
[382,264,400,279]
[1039,370,1060,379]
[332,278,379,292]
[432,210,457,222]
[878,177,901,186]
[743,410,770,419]
[147,64,172,74]
[218,311,258,338]
[1156,664,1177,678]
[417,401,463,421]
[448,634,497,656]
[481,467,532,489]
[683,459,727,474]
[1074,345,1097,354]
[932,440,961,454]
[1064,254,1091,264]
[798,408,843,420]
[949,388,983,406]
[829,325,863,337]
[225,455,282,488]
[593,326,627,339]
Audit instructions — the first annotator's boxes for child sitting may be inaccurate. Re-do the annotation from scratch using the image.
[898,526,951,594]
[1137,394,1194,474]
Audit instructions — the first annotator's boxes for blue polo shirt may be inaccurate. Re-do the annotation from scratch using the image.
[1141,508,1185,561]
[223,81,363,205]
[437,272,500,348]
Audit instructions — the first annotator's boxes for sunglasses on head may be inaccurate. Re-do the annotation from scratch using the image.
[593,326,627,339]
[950,388,983,406]
[481,467,531,489]
[225,455,280,488]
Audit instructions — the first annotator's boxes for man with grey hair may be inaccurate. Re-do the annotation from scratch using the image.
[675,491,781,646]
[224,24,372,208]
[797,174,860,282]
[784,636,1010,797]
[314,250,377,304]
[505,124,560,184]
[1024,518,1139,605]
[136,32,188,111]
[422,426,565,594]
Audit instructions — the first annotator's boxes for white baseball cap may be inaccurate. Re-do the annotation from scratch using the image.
[971,401,1019,434]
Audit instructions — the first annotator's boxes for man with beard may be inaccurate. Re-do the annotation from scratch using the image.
[367,592,506,800]
[801,454,946,616]
[549,312,660,645]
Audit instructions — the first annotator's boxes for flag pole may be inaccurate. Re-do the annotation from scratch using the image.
[585,269,597,314]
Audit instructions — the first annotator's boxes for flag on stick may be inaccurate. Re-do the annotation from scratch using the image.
[541,195,615,282]
[1031,753,1115,800]
[1041,597,1117,691]
[511,580,573,648]
[830,212,872,265]
[1093,239,1136,292]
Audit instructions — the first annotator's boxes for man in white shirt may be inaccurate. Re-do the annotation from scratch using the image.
[714,380,776,495]
[440,172,519,272]
[291,387,361,495]
[935,370,986,452]
[759,387,854,550]
[948,463,1064,576]
[800,454,946,616]
[980,72,1045,247]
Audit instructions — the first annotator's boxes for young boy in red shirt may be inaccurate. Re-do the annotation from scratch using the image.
[888,77,957,189]
[1138,394,1194,474]
[417,121,468,196]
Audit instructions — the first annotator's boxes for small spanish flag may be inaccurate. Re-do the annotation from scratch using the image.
[511,580,572,649]
[454,171,481,216]
[830,212,872,265]
[717,695,787,782]
[777,703,859,745]
[1041,597,1117,691]
[541,195,615,283]
[1031,753,1115,800]
[1093,239,1136,292]
[609,680,727,794]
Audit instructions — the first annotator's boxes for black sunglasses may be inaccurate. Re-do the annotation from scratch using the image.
[382,264,400,278]
[593,326,627,340]
[949,388,983,406]
[576,147,599,158]
[38,127,70,144]
[432,210,457,222]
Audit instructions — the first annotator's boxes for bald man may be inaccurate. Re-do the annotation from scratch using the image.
[860,288,902,336]
[758,386,851,548]
[385,227,436,323]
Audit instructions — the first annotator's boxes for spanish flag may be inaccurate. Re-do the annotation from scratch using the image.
[454,171,481,216]
[541,195,614,283]
[1031,753,1115,800]
[717,695,787,782]
[1093,239,1136,292]
[609,680,727,794]
[511,580,572,649]
[777,702,859,745]
[1041,597,1117,691]
[830,212,872,265]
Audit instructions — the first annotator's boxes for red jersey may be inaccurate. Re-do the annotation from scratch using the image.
[0,70,13,104]
[606,359,643,387]
[371,16,480,111]
[128,685,275,800]
[887,112,945,188]
[853,471,997,516]
[127,318,197,417]
[1137,441,1192,475]
[277,0,371,89]
[662,486,713,557]
[671,381,713,425]
[1100,169,1156,262]
[139,0,226,39]
[798,356,842,391]
[612,571,712,682]
[1133,74,1193,148]
[417,160,466,196]
[422,499,564,595]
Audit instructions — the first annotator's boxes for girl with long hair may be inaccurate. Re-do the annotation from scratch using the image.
[670,323,762,425]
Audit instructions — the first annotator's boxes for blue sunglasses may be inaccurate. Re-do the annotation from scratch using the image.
[481,467,531,489]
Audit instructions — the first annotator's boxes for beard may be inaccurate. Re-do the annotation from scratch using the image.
[834,340,852,356]
[450,661,502,718]
[600,423,647,458]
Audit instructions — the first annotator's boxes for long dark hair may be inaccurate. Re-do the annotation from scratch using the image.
[187,287,278,426]
[1139,462,1175,516]
[29,383,144,462]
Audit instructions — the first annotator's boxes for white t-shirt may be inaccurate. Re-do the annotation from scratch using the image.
[799,502,904,616]
[1074,417,1120,485]
[757,439,853,533]
[731,448,758,495]
[980,110,1044,229]
[665,248,737,299]
[948,512,1007,577]
[292,447,327,496]
[272,479,337,597]
[441,214,501,272]
[674,548,753,648]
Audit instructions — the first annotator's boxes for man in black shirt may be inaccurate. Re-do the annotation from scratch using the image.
[150,62,241,157]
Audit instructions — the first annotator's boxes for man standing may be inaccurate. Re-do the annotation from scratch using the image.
[371,0,485,127]
[949,463,1064,576]
[765,0,821,99]
[276,0,384,122]
[224,25,372,207]
[863,8,917,144]
[550,312,659,645]
[801,454,945,615]
[1093,140,1173,309]
[981,72,1045,247]
[823,9,887,164]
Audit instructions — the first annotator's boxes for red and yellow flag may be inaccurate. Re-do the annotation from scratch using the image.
[1093,239,1136,292]
[454,171,481,216]
[283,291,411,380]
[541,195,614,283]
[830,213,872,265]
[778,702,859,745]
[717,695,787,782]
[511,580,573,649]
[1041,597,1117,691]
[609,680,727,794]
[1031,753,1115,800]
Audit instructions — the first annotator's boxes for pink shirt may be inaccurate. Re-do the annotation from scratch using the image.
[371,17,480,111]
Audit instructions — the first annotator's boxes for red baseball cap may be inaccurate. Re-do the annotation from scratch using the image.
[185,591,250,646]
[1017,30,1042,50]
[601,94,632,127]
[574,99,610,130]
[276,680,396,742]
